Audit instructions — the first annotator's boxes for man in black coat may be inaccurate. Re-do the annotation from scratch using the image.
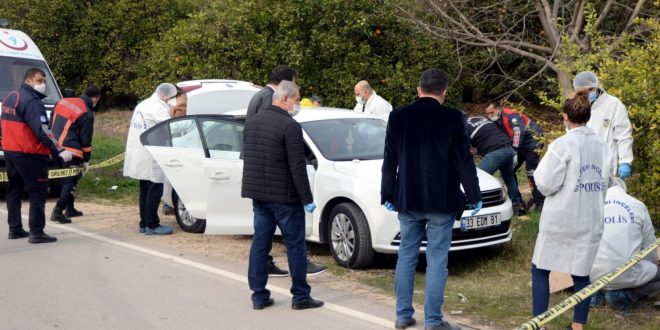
[381,69,482,330]
[242,81,323,311]
[246,65,297,121]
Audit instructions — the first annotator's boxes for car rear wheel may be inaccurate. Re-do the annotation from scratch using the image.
[328,202,375,268]
[172,190,206,233]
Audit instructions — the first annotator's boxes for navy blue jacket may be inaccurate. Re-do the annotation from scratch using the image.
[1,83,61,157]
[466,116,511,156]
[381,97,481,213]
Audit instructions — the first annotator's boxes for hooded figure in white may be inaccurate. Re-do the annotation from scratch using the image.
[532,126,608,276]
[573,71,633,180]
[123,83,177,183]
[590,178,658,290]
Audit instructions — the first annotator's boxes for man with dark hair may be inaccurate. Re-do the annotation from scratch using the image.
[466,116,525,215]
[484,100,545,211]
[382,68,482,330]
[2,68,73,243]
[245,65,327,277]
[49,85,101,223]
[246,65,297,121]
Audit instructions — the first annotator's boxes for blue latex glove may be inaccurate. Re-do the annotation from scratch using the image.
[468,200,483,216]
[304,203,316,213]
[618,163,632,178]
[383,201,395,212]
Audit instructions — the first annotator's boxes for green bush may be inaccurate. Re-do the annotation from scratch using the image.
[133,0,460,108]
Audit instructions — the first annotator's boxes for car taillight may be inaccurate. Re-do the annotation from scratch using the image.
[181,85,202,93]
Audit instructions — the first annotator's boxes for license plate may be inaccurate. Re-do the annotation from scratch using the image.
[460,213,501,231]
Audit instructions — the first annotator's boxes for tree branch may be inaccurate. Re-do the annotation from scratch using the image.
[624,0,647,32]
[592,0,616,32]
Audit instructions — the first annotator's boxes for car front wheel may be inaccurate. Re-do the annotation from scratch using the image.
[328,202,375,268]
[172,190,206,233]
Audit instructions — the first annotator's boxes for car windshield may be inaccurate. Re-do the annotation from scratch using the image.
[302,118,386,161]
[0,56,61,106]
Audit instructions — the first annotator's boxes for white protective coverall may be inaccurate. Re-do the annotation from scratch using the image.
[587,90,634,179]
[123,92,171,183]
[532,126,608,276]
[590,178,658,290]
[353,91,392,120]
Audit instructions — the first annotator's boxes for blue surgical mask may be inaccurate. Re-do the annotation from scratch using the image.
[588,91,598,103]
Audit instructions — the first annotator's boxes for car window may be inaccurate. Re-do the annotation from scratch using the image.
[0,56,61,106]
[171,118,203,149]
[199,118,243,159]
[302,118,386,161]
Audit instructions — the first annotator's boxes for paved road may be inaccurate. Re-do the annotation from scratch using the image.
[0,210,407,330]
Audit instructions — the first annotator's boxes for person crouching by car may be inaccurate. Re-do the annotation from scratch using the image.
[123,83,178,236]
[49,85,101,223]
[241,81,323,311]
[530,90,608,330]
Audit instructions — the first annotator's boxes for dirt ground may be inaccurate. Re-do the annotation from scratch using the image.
[27,198,493,330]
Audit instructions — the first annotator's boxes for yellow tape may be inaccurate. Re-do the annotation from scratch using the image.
[0,152,125,182]
[517,238,660,330]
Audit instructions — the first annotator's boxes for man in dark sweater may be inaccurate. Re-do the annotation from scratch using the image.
[466,116,524,214]
[242,81,323,311]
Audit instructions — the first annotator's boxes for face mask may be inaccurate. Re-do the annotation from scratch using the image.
[588,91,598,103]
[167,98,177,107]
[488,115,499,121]
[290,104,301,117]
[34,83,46,94]
[355,96,364,105]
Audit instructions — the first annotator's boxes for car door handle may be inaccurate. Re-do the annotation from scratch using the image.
[165,160,183,168]
[209,172,230,181]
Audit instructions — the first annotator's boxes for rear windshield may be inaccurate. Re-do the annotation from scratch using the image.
[0,56,61,106]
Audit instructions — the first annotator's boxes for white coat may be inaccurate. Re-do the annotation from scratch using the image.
[587,90,633,179]
[354,91,392,120]
[590,179,658,289]
[532,126,608,276]
[123,92,171,183]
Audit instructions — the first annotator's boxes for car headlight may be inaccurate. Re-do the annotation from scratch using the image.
[498,178,508,200]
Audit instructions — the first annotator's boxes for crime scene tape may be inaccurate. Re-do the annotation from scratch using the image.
[0,152,125,182]
[517,237,660,330]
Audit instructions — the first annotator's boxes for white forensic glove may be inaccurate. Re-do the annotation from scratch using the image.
[83,162,90,175]
[59,150,73,162]
[513,154,518,168]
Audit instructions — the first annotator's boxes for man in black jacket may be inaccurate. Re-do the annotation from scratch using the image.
[381,69,482,330]
[246,65,296,121]
[49,85,101,223]
[242,81,323,311]
[466,116,525,215]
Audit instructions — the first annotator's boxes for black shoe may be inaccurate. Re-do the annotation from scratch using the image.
[8,229,29,239]
[253,298,274,310]
[425,321,462,330]
[307,261,327,276]
[292,297,324,310]
[395,317,416,329]
[29,232,58,244]
[65,208,83,217]
[50,212,72,224]
[268,261,289,277]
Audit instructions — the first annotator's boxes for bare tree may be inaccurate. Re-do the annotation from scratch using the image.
[397,0,655,97]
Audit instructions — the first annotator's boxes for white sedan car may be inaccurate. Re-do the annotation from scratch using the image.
[141,108,513,268]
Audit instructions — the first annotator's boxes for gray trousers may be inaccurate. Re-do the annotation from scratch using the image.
[630,265,660,302]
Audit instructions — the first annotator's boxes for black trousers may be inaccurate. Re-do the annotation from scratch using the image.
[515,148,545,206]
[55,158,82,211]
[139,180,163,229]
[5,152,49,235]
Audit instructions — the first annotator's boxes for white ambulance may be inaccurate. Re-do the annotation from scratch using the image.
[0,23,64,192]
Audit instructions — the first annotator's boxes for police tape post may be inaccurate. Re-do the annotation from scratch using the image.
[0,152,125,182]
[517,237,660,330]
